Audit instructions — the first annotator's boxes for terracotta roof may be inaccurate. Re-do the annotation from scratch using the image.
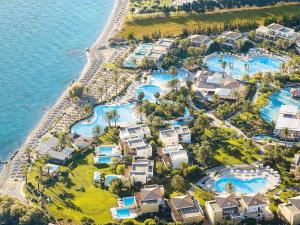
[215,194,239,208]
[141,186,164,201]
[242,193,267,207]
[170,194,194,209]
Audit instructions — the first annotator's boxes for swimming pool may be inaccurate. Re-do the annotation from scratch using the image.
[122,196,136,207]
[214,177,268,194]
[98,156,113,164]
[136,84,162,103]
[123,43,153,68]
[96,146,113,155]
[71,103,138,137]
[116,208,132,219]
[261,87,300,122]
[206,54,283,79]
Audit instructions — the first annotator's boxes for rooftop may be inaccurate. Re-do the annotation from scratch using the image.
[220,31,242,40]
[279,105,299,116]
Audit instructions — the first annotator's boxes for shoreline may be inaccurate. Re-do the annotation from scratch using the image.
[0,0,129,200]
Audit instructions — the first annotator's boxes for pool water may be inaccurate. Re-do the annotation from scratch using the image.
[105,175,120,186]
[123,43,153,68]
[98,156,113,164]
[116,208,131,219]
[122,196,136,207]
[136,84,162,103]
[261,87,300,122]
[71,103,137,137]
[214,177,268,194]
[97,146,113,155]
[206,55,283,79]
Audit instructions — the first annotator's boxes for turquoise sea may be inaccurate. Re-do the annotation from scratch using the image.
[0,0,114,161]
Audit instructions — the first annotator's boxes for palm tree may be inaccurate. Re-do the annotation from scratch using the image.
[57,132,67,150]
[112,71,119,96]
[168,66,177,80]
[154,92,160,104]
[92,125,101,145]
[84,86,91,96]
[171,175,185,192]
[281,127,290,147]
[104,111,114,128]
[225,182,235,194]
[83,104,92,115]
[137,92,145,105]
[111,109,120,127]
[98,87,104,102]
[136,105,144,123]
[103,78,109,95]
[120,76,127,89]
[24,147,32,163]
[35,176,41,191]
[220,61,227,78]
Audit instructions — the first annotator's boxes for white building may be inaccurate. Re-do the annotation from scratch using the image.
[119,124,151,141]
[189,34,213,49]
[274,105,300,140]
[129,159,154,184]
[256,23,297,46]
[160,144,188,169]
[159,125,191,146]
[218,31,246,49]
[123,136,152,159]
[146,38,175,63]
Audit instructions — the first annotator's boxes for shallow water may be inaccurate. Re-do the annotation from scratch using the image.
[0,0,114,161]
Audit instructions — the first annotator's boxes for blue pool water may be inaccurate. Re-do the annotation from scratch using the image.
[122,196,136,207]
[261,87,300,122]
[214,177,268,194]
[71,103,138,137]
[98,156,113,164]
[123,43,153,68]
[0,0,115,161]
[150,71,187,87]
[97,146,113,155]
[105,175,120,186]
[206,55,283,79]
[116,208,131,219]
[136,84,162,102]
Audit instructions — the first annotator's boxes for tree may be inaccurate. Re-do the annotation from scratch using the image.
[111,109,120,127]
[192,141,212,166]
[57,132,67,150]
[168,66,178,80]
[112,71,119,96]
[167,79,180,92]
[220,61,227,78]
[154,92,160,104]
[171,175,185,192]
[83,104,92,115]
[69,82,84,99]
[121,76,127,89]
[116,164,125,175]
[109,178,123,194]
[281,127,290,147]
[155,161,170,178]
[104,111,114,127]
[92,125,101,145]
[24,147,32,163]
[98,87,104,102]
[137,91,145,104]
[225,182,235,194]
[136,105,144,123]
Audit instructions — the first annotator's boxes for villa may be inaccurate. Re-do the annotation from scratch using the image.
[188,34,213,49]
[135,184,165,214]
[158,144,189,169]
[122,136,152,159]
[119,124,151,141]
[193,70,245,100]
[205,193,273,224]
[256,23,297,47]
[218,31,246,49]
[146,38,175,63]
[168,194,204,224]
[290,154,300,180]
[278,196,300,225]
[274,105,300,140]
[159,125,191,146]
[129,159,154,184]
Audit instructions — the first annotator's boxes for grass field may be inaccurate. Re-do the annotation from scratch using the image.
[26,130,120,224]
[118,3,300,39]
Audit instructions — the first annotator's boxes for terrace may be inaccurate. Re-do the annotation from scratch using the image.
[158,144,188,169]
[129,159,154,184]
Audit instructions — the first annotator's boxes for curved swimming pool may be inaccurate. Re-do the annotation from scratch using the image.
[206,54,283,79]
[214,177,268,194]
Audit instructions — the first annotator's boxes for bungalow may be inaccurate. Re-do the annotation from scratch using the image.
[123,136,152,159]
[290,154,300,180]
[256,23,297,47]
[274,105,300,140]
[119,124,151,141]
[278,196,300,225]
[218,31,246,49]
[205,193,272,224]
[129,159,154,184]
[135,184,165,214]
[193,70,245,100]
[168,194,204,224]
[189,34,213,49]
[159,144,188,169]
[159,125,191,146]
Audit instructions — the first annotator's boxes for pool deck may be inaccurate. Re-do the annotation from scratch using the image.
[197,164,281,195]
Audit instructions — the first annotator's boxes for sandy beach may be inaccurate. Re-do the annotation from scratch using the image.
[0,0,129,201]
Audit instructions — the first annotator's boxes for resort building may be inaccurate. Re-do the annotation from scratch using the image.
[159,125,191,146]
[193,70,245,100]
[135,184,165,214]
[218,31,246,49]
[291,88,300,98]
[146,38,175,63]
[189,34,213,49]
[168,194,204,224]
[158,144,189,169]
[274,105,300,140]
[129,159,154,184]
[119,124,151,141]
[205,193,272,224]
[71,134,93,149]
[290,154,300,180]
[42,164,60,177]
[278,196,300,225]
[122,136,152,159]
[256,23,297,47]
[94,144,122,164]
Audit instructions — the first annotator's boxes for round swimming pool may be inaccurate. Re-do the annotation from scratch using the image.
[206,54,283,79]
[214,177,268,194]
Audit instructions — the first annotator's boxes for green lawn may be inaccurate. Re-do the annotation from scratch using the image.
[119,3,300,38]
